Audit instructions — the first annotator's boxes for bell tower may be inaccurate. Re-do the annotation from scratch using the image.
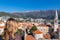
[54,10,59,31]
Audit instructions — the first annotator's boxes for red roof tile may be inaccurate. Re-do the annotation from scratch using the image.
[26,35,35,40]
[33,30,43,34]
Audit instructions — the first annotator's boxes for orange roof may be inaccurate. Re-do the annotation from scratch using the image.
[38,24,48,27]
[26,35,35,40]
[0,26,5,28]
[33,30,43,34]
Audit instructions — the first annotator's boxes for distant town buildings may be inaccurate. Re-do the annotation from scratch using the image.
[19,18,24,21]
[18,17,46,24]
[34,18,46,23]
[0,16,10,22]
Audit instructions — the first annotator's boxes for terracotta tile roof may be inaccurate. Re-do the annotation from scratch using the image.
[33,30,43,34]
[0,26,5,28]
[36,24,47,27]
[26,35,35,40]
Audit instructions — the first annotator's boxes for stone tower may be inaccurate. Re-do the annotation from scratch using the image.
[54,10,59,32]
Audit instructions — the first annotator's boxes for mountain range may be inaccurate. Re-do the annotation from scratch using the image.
[13,10,60,20]
[0,12,19,18]
[0,10,60,20]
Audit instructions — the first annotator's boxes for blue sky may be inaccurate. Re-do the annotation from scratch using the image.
[0,0,60,12]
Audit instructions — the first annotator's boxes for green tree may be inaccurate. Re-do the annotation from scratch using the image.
[29,25,37,34]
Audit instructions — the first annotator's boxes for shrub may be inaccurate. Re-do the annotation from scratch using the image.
[29,25,37,34]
